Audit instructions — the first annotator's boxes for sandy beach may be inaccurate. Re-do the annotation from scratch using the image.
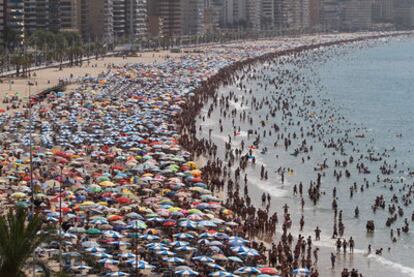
[0,51,185,112]
[0,31,411,277]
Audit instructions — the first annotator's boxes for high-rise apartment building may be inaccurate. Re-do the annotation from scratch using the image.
[182,0,204,35]
[125,0,147,41]
[372,0,394,22]
[59,0,81,32]
[393,0,414,28]
[320,0,341,31]
[24,0,51,35]
[158,0,182,37]
[81,0,114,44]
[261,0,275,30]
[309,0,320,29]
[0,1,4,45]
[113,0,126,39]
[4,0,25,45]
[339,0,372,31]
[246,0,260,31]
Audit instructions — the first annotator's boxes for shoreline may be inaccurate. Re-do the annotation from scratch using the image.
[178,31,414,277]
[0,31,412,276]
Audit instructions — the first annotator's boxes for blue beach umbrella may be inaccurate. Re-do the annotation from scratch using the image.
[163,257,186,263]
[175,269,199,276]
[118,253,136,259]
[107,272,130,276]
[126,260,154,269]
[174,233,194,239]
[176,246,196,251]
[231,245,251,253]
[85,247,106,253]
[192,256,215,263]
[234,267,261,274]
[98,258,120,265]
[209,271,238,277]
[292,268,311,276]
[72,265,92,271]
[92,253,113,258]
[207,263,225,271]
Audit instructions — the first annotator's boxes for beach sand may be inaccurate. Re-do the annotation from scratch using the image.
[0,51,186,112]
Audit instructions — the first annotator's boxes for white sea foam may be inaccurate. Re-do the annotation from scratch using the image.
[247,174,289,198]
[367,255,414,277]
[229,100,249,111]
[237,131,248,137]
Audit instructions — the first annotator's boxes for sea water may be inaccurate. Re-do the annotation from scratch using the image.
[197,37,414,277]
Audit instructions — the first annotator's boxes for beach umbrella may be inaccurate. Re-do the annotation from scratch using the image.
[107,272,130,276]
[108,241,131,246]
[62,252,81,258]
[209,241,223,246]
[176,246,196,252]
[292,268,310,276]
[228,236,248,245]
[63,233,78,239]
[207,263,225,271]
[163,257,185,263]
[214,232,229,240]
[231,246,251,253]
[91,219,109,225]
[170,241,189,247]
[11,192,27,199]
[98,258,120,265]
[192,256,215,263]
[198,220,217,227]
[103,230,123,238]
[126,260,154,269]
[147,244,169,251]
[126,212,143,219]
[85,247,106,253]
[199,232,215,239]
[259,268,280,275]
[140,234,160,241]
[119,253,136,259]
[72,265,92,271]
[179,220,197,229]
[81,241,100,248]
[127,220,147,230]
[156,250,176,256]
[85,228,102,235]
[93,253,113,258]
[234,267,261,275]
[174,233,194,239]
[209,271,238,277]
[175,269,199,276]
[238,249,260,257]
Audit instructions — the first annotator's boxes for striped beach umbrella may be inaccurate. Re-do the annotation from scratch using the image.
[234,267,261,274]
[175,269,199,276]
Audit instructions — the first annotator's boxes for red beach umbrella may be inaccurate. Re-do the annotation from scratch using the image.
[260,267,280,275]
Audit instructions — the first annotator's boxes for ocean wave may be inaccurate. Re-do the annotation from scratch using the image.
[247,174,289,198]
[367,255,414,277]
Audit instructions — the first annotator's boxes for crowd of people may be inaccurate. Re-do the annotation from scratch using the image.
[0,31,410,277]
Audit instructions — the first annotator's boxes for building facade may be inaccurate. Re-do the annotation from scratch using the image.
[59,0,81,32]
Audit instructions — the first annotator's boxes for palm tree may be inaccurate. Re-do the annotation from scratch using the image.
[54,32,68,70]
[0,208,46,277]
[10,53,25,76]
